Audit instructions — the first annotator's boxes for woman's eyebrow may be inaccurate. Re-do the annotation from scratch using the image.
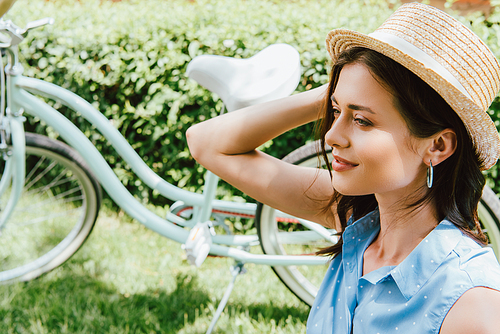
[348,103,375,114]
[331,94,375,114]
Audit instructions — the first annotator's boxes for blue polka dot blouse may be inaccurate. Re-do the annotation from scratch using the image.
[307,210,500,333]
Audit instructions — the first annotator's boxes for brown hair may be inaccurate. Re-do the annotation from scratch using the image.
[317,47,487,257]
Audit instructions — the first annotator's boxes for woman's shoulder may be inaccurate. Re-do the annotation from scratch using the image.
[432,229,500,296]
[453,233,500,286]
[440,287,500,334]
[437,229,500,333]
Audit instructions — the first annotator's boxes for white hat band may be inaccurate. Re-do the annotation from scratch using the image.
[369,31,473,101]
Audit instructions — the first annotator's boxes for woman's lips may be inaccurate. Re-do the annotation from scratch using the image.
[331,155,358,172]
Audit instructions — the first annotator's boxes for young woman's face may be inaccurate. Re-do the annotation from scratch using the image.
[325,63,428,202]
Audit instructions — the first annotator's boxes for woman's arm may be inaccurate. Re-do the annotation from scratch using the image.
[440,287,500,334]
[186,84,337,228]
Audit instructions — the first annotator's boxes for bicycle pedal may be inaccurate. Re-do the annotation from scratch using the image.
[182,221,214,267]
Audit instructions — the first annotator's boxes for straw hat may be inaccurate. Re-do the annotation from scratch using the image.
[326,2,500,170]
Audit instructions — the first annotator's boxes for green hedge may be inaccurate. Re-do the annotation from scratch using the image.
[7,0,500,208]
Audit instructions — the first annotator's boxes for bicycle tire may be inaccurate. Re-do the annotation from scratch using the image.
[256,140,500,306]
[0,133,101,283]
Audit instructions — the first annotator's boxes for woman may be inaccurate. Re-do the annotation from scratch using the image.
[187,3,500,333]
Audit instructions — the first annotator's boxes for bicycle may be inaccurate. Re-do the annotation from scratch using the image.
[1,16,500,332]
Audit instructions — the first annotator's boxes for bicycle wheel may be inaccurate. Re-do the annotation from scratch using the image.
[256,140,500,306]
[478,185,500,259]
[0,133,101,283]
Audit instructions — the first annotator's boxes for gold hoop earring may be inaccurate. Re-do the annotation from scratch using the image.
[427,160,434,189]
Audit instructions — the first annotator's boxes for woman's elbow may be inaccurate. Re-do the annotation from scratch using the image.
[186,124,204,162]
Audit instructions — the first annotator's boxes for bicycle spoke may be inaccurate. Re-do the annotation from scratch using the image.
[13,207,83,227]
[24,155,47,186]
[25,175,79,198]
[15,193,85,212]
[24,159,57,190]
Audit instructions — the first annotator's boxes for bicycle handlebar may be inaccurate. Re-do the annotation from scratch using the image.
[0,17,53,48]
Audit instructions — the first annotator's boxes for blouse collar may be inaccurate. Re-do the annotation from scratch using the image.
[343,209,463,301]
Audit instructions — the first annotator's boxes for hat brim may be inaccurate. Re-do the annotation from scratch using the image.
[326,28,500,170]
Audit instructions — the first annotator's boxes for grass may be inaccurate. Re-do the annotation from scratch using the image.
[0,208,310,333]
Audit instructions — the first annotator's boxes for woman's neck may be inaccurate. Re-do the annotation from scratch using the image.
[362,196,439,276]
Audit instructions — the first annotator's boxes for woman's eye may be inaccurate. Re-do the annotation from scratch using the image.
[354,117,371,127]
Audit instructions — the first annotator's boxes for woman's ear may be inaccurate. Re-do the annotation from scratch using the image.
[422,128,457,166]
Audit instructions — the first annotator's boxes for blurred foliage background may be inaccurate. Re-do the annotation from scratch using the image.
[7,0,500,209]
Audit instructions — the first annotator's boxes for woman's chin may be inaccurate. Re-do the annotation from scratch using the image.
[332,183,371,197]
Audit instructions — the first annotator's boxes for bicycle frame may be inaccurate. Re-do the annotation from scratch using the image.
[7,64,329,267]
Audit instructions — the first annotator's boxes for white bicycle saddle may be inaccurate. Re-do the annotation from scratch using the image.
[186,43,301,112]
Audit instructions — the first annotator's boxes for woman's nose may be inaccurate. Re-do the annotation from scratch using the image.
[325,115,350,148]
